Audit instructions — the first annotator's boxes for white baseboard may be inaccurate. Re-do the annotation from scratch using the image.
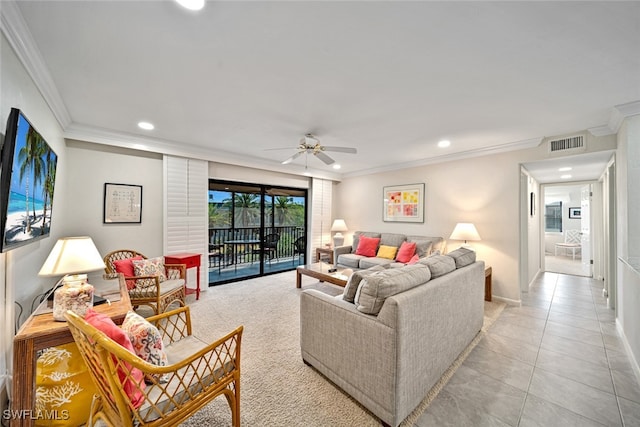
[491,295,521,306]
[616,320,640,389]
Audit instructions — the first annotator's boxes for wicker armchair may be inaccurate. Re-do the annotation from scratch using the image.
[65,307,243,426]
[104,249,186,315]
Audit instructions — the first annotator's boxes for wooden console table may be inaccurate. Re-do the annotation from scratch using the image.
[164,252,202,300]
[485,266,492,302]
[11,273,131,427]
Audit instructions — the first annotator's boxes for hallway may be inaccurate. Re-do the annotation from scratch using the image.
[417,272,640,426]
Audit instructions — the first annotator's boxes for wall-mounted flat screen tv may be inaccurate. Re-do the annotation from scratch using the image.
[0,108,58,252]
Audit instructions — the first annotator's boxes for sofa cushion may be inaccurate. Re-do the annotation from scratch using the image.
[447,247,476,268]
[359,257,394,269]
[380,233,407,248]
[377,245,398,260]
[355,236,380,257]
[343,265,386,303]
[406,236,443,257]
[418,254,456,278]
[354,264,432,315]
[395,241,417,263]
[351,232,381,254]
[337,253,365,269]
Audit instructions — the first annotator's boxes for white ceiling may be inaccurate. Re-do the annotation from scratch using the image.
[5,1,640,180]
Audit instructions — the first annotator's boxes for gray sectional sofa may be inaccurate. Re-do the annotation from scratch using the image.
[333,231,444,270]
[300,248,484,427]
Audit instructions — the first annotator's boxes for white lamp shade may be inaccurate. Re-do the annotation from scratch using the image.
[331,219,348,232]
[39,236,106,277]
[449,223,481,243]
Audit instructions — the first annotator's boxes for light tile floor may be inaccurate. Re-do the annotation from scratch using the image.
[416,272,640,426]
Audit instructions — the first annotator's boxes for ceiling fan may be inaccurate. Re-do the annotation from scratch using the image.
[268,134,357,166]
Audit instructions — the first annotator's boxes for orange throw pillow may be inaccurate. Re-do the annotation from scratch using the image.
[355,236,380,257]
[396,241,417,263]
[84,309,146,408]
[113,256,143,290]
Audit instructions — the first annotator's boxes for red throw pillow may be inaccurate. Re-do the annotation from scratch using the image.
[396,241,417,263]
[113,256,143,290]
[355,236,380,257]
[407,254,421,265]
[84,309,146,408]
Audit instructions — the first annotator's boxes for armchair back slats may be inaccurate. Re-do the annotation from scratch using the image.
[65,307,243,426]
[103,249,187,314]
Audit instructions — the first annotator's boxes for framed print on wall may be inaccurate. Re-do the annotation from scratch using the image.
[569,207,581,219]
[103,183,142,223]
[383,183,425,223]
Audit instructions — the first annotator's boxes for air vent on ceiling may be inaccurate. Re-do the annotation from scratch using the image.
[548,135,585,155]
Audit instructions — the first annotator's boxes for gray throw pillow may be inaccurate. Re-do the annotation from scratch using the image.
[447,247,476,268]
[342,265,386,303]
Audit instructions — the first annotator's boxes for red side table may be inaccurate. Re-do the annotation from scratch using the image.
[165,253,202,300]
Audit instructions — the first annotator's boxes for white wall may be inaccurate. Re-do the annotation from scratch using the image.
[616,115,640,375]
[336,150,524,303]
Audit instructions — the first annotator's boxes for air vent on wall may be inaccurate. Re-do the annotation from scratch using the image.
[548,135,585,155]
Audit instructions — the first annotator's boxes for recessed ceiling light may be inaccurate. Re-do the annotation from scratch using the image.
[333,164,341,170]
[175,0,205,11]
[438,140,451,148]
[559,167,572,172]
[561,174,572,179]
[138,121,154,130]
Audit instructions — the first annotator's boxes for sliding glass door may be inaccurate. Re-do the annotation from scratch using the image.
[208,180,307,285]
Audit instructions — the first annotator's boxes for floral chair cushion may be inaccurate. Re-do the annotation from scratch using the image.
[132,257,167,282]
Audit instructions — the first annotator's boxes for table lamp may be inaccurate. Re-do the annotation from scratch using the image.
[449,223,481,250]
[331,219,348,247]
[38,236,106,321]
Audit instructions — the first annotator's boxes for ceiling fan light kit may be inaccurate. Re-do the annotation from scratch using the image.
[276,133,357,167]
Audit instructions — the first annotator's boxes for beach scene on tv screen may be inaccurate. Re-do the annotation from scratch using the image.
[4,113,57,248]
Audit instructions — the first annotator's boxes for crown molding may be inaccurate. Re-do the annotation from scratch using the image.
[343,137,543,178]
[589,100,640,136]
[64,123,342,181]
[0,0,72,128]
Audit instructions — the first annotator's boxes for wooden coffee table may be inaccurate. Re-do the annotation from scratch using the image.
[296,263,349,288]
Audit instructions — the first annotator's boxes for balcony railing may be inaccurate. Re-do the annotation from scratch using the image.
[209,226,305,261]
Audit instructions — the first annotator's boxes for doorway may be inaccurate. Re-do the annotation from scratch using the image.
[208,180,307,285]
[542,183,592,277]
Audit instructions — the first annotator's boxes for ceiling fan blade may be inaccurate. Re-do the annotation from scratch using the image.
[281,151,303,165]
[322,146,357,154]
[315,151,335,165]
[264,147,296,151]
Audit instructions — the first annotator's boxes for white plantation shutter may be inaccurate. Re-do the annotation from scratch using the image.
[311,178,332,256]
[164,155,208,290]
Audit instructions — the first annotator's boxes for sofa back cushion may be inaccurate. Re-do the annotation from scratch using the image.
[418,254,456,278]
[354,264,431,315]
[379,233,407,248]
[446,247,476,268]
[406,236,443,257]
[343,265,386,303]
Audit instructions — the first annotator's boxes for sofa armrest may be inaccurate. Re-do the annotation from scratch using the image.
[333,245,352,260]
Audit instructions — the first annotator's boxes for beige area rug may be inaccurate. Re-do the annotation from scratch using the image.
[176,270,505,427]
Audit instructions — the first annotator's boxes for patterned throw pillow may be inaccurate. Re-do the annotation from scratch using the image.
[122,311,169,383]
[132,257,167,282]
